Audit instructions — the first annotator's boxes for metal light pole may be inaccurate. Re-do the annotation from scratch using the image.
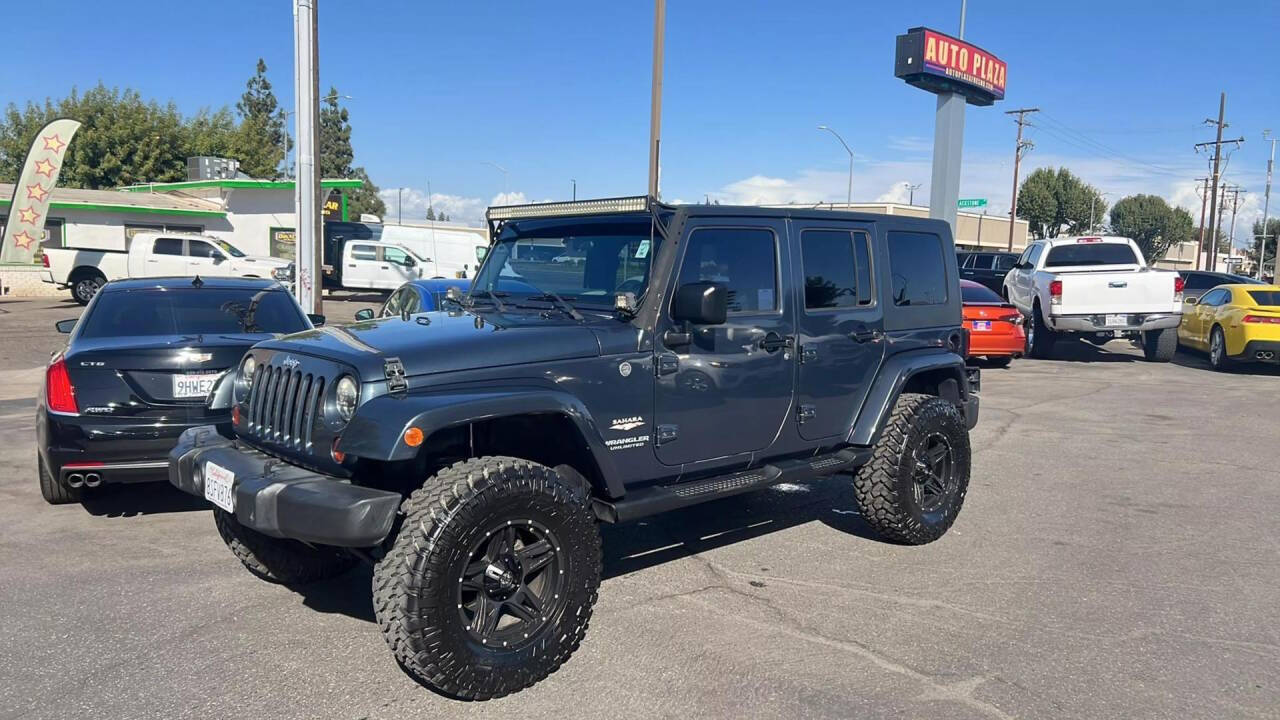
[817,125,853,207]
[292,0,322,314]
[1089,192,1111,233]
[647,0,665,199]
[482,161,509,197]
[571,179,577,201]
[1260,131,1275,279]
[905,182,922,206]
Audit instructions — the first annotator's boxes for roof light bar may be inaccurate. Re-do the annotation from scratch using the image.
[486,195,651,221]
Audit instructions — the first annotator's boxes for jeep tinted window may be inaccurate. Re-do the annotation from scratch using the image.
[473,219,658,308]
[801,230,871,310]
[678,228,777,313]
[887,231,948,306]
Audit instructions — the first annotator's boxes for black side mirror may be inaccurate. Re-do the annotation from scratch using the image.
[307,313,326,327]
[354,308,375,321]
[211,252,226,263]
[672,282,728,325]
[54,319,76,334]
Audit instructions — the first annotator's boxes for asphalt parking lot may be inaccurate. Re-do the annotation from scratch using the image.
[1,295,1277,720]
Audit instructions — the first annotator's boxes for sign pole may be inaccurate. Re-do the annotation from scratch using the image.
[293,0,322,314]
[647,0,665,200]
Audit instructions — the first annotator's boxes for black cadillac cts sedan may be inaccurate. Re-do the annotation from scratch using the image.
[37,276,319,504]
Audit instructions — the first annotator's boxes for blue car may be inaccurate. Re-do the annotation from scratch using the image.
[355,277,538,319]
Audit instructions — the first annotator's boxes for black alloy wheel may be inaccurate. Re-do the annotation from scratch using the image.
[458,520,565,649]
[912,433,955,513]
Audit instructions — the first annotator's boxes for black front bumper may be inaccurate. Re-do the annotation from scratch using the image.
[169,426,401,547]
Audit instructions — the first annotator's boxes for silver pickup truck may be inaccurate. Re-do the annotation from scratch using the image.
[1003,236,1183,361]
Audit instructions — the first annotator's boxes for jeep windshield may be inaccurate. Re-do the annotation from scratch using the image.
[471,217,659,310]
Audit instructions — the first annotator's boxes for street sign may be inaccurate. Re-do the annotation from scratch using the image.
[958,198,987,209]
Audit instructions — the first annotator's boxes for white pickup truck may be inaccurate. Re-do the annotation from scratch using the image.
[1003,235,1183,361]
[42,232,293,304]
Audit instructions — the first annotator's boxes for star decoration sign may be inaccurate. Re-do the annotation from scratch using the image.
[1,118,81,264]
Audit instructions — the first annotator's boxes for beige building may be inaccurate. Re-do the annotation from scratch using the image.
[768,202,1030,252]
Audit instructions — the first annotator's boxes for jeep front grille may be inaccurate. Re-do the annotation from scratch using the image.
[246,364,326,450]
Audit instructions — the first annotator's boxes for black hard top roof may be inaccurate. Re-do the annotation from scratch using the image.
[102,276,285,292]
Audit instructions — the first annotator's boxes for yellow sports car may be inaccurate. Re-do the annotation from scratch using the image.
[1178,283,1280,370]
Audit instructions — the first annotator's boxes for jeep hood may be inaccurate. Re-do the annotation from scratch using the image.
[253,310,602,381]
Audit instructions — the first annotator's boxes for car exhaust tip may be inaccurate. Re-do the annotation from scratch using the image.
[84,473,102,488]
[67,473,84,488]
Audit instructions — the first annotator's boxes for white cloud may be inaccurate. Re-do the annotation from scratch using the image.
[887,136,933,153]
[376,188,530,226]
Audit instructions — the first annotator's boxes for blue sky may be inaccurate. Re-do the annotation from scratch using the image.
[4,1,1279,244]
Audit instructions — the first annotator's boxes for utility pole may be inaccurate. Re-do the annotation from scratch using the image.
[1222,185,1245,268]
[1004,107,1038,251]
[1194,176,1210,270]
[1259,131,1275,279]
[906,182,922,206]
[646,0,665,199]
[1195,93,1243,273]
[571,179,577,201]
[292,0,322,314]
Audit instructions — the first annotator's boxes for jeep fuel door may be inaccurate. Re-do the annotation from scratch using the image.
[653,222,796,466]
[791,225,885,440]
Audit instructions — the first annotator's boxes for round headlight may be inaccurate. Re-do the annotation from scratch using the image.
[235,355,257,400]
[335,375,358,422]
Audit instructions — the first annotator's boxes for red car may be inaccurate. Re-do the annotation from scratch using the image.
[961,279,1025,366]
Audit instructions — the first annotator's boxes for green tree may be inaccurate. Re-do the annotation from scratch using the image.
[0,84,189,188]
[184,107,238,159]
[1016,167,1107,239]
[315,88,385,218]
[346,167,387,218]
[318,88,353,178]
[1108,194,1194,262]
[1247,217,1280,278]
[234,59,288,178]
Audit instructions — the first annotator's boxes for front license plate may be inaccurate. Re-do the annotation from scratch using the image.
[203,462,235,513]
[972,321,992,331]
[173,372,220,399]
[1104,314,1128,327]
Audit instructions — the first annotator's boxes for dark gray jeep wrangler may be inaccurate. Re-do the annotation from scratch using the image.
[169,196,979,700]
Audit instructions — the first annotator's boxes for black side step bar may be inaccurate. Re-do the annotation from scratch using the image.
[593,448,870,524]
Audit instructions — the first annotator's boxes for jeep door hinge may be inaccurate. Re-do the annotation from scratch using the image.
[384,357,408,393]
[655,424,679,445]
[796,404,817,424]
[799,344,818,364]
[656,353,679,376]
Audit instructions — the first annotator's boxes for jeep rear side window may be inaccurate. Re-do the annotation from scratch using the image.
[677,228,777,314]
[800,229,872,310]
[887,231,948,307]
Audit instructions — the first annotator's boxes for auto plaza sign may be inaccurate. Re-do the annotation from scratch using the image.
[894,27,1006,106]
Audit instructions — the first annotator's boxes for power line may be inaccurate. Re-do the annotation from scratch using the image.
[1031,112,1201,177]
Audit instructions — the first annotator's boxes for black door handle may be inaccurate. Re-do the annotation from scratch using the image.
[760,332,793,352]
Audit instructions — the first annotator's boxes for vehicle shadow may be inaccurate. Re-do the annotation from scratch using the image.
[295,473,881,624]
[1172,346,1280,376]
[1041,339,1138,363]
[79,481,211,518]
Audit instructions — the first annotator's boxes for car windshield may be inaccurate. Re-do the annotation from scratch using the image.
[1044,242,1139,267]
[1246,290,1280,306]
[961,283,1003,303]
[471,218,659,309]
[79,288,308,337]
[213,239,247,258]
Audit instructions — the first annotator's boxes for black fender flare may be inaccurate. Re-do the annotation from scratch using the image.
[336,388,624,497]
[847,349,969,447]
